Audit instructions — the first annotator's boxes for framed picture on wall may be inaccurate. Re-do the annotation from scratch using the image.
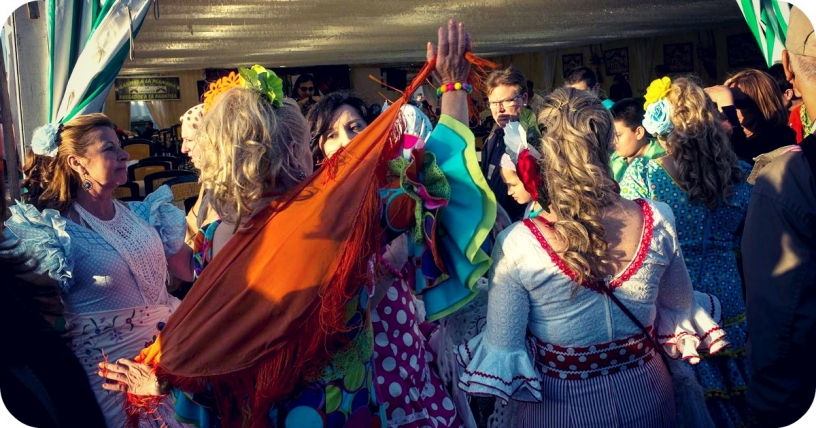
[562,53,583,77]
[604,47,629,75]
[663,43,694,72]
[727,33,766,68]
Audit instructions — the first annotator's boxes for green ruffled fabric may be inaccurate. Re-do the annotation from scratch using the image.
[388,151,450,246]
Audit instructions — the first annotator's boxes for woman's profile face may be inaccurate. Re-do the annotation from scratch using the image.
[76,127,130,191]
[321,104,368,159]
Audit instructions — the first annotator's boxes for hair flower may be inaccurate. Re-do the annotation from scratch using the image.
[239,65,284,109]
[644,77,672,109]
[31,122,62,157]
[203,65,285,112]
[516,149,543,201]
[643,98,674,137]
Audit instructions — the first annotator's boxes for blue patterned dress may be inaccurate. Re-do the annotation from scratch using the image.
[619,158,754,428]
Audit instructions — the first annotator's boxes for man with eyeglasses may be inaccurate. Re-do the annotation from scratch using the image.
[480,65,542,221]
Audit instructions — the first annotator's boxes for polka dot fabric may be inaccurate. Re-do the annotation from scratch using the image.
[619,158,755,428]
[371,277,463,428]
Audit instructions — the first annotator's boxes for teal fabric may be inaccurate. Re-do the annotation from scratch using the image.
[416,115,495,321]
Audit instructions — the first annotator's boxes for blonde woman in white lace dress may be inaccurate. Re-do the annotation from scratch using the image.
[455,89,727,427]
[3,114,193,427]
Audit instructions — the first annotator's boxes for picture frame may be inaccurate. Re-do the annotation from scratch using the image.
[604,47,629,75]
[663,43,694,72]
[562,53,584,78]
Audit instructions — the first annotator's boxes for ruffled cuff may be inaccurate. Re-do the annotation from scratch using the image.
[656,291,729,364]
[455,332,542,402]
[3,203,74,293]
[128,186,186,257]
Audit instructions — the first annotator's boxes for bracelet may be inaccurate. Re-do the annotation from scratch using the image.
[437,82,473,97]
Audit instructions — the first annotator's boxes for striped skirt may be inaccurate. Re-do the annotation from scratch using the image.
[515,356,676,428]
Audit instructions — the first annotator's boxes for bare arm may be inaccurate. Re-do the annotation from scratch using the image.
[167,245,194,283]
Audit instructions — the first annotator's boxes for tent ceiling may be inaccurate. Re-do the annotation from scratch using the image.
[121,0,745,74]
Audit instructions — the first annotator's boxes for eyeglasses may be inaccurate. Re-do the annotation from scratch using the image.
[488,94,522,110]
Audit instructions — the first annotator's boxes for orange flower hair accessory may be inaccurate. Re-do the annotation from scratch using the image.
[202,65,284,112]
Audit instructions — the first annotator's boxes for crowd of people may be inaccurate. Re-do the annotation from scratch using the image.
[2,10,815,428]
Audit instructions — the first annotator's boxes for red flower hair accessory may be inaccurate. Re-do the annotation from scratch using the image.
[516,148,543,201]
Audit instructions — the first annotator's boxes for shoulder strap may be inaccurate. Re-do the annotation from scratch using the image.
[597,279,673,375]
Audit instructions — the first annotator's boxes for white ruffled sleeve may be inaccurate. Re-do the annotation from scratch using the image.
[455,231,542,402]
[128,186,185,257]
[3,202,74,293]
[654,211,729,363]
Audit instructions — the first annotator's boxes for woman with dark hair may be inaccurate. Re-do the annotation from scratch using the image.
[291,73,322,115]
[307,91,368,166]
[306,85,494,426]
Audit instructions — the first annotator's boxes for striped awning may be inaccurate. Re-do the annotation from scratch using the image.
[736,0,792,67]
[47,0,152,124]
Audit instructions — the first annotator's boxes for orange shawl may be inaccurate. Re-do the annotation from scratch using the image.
[134,62,439,427]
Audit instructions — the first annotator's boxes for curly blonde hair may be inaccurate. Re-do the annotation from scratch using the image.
[196,88,312,224]
[537,88,619,286]
[664,77,744,209]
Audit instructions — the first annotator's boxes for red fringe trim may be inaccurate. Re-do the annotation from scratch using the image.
[129,52,495,428]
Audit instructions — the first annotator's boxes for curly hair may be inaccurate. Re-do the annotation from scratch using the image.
[664,77,744,209]
[196,88,312,225]
[21,113,114,213]
[536,87,619,286]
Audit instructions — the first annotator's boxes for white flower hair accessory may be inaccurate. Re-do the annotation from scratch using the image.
[31,122,62,157]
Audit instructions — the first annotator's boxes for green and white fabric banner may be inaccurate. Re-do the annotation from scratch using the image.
[736,0,792,67]
[47,0,152,123]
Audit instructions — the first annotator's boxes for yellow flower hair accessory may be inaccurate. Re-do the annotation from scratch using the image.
[202,65,284,112]
[644,77,672,110]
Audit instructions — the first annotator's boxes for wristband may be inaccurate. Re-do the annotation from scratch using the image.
[437,82,473,97]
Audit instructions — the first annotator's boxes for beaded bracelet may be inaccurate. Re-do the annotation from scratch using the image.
[436,82,473,97]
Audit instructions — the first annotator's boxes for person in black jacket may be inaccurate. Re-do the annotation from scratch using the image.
[0,190,106,427]
[742,6,816,427]
[480,66,542,221]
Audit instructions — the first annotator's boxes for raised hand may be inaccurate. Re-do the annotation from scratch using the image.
[427,19,472,85]
[427,20,472,125]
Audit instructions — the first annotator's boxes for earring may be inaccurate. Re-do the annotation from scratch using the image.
[83,177,92,191]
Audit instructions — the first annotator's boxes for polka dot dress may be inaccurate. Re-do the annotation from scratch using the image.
[372,276,462,428]
[619,158,755,428]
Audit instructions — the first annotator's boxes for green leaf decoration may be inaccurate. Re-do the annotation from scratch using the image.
[239,65,284,108]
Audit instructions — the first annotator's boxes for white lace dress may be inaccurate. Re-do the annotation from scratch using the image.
[3,187,187,428]
[455,199,728,428]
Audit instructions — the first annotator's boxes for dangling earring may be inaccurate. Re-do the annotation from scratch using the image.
[82,175,92,191]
